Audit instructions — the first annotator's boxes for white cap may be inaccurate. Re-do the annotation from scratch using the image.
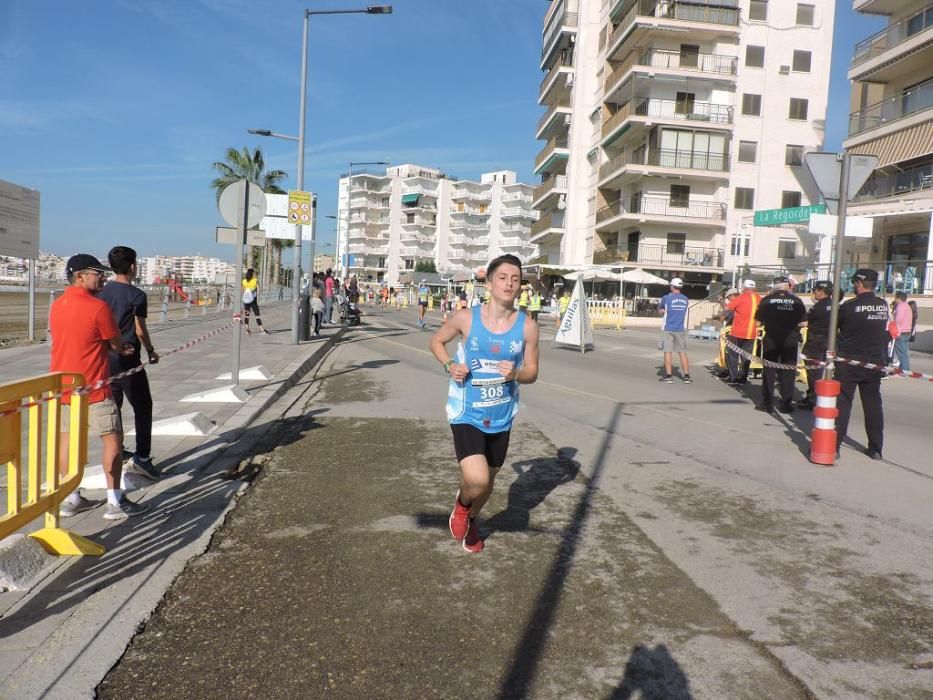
[742,279,756,289]
[670,277,684,288]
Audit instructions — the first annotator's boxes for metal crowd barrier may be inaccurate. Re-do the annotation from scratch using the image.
[718,325,808,382]
[0,372,104,556]
[586,300,626,330]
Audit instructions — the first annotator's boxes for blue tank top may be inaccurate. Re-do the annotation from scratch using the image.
[446,305,526,433]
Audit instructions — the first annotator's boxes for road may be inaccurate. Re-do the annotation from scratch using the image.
[99,307,933,699]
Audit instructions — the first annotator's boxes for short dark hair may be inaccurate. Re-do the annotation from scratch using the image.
[896,292,908,301]
[107,246,137,275]
[486,254,522,279]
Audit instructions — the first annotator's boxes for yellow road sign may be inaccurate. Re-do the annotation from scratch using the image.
[287,190,313,225]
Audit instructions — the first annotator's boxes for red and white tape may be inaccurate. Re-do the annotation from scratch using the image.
[724,339,933,382]
[0,318,241,419]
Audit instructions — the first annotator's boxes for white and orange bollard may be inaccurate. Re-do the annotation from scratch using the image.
[809,378,841,465]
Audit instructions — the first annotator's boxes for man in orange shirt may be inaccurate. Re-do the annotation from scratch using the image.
[50,254,148,520]
[725,279,761,385]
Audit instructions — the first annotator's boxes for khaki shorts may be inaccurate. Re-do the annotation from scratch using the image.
[61,398,123,436]
[661,331,687,353]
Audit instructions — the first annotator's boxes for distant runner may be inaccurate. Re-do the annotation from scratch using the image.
[430,254,540,553]
[417,280,430,328]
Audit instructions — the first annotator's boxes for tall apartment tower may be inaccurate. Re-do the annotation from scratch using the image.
[843,0,933,294]
[336,165,537,285]
[533,0,834,290]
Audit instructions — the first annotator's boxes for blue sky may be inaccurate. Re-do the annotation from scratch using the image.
[2,0,883,263]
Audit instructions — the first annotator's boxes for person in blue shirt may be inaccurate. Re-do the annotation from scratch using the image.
[658,277,691,383]
[430,254,540,554]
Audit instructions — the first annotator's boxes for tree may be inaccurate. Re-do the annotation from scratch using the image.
[415,259,437,273]
[210,147,289,285]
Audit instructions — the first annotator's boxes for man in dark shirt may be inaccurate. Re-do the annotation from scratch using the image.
[99,246,160,480]
[798,280,833,410]
[754,276,806,414]
[835,269,890,459]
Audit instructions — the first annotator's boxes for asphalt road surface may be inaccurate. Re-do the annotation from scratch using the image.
[98,308,933,699]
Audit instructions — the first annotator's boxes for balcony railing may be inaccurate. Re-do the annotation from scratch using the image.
[401,185,439,197]
[452,188,492,201]
[399,245,434,257]
[639,47,737,75]
[853,160,933,203]
[530,212,565,236]
[500,206,535,218]
[534,135,570,171]
[449,236,490,247]
[852,3,933,68]
[536,98,572,134]
[599,147,729,179]
[533,173,569,202]
[502,192,533,203]
[539,51,574,94]
[848,79,933,136]
[597,195,726,223]
[609,0,740,54]
[594,243,725,267]
[499,237,528,247]
[348,216,389,225]
[635,97,733,124]
[601,102,633,138]
[542,10,578,60]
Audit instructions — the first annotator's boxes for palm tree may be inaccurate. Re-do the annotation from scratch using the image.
[210,147,290,285]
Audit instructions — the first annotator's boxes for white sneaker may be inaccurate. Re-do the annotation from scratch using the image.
[103,497,149,520]
[60,494,95,518]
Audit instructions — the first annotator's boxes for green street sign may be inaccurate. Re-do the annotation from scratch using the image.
[753,204,826,227]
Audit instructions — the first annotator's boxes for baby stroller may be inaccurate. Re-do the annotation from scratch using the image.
[339,298,362,326]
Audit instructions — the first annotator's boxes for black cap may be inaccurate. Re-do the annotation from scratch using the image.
[65,254,111,277]
[772,275,791,285]
[851,268,878,284]
[813,280,833,293]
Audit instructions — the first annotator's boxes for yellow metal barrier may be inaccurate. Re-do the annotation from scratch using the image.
[586,301,625,330]
[0,372,104,556]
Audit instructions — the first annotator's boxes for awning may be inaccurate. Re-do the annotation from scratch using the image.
[850,121,933,168]
[401,193,421,205]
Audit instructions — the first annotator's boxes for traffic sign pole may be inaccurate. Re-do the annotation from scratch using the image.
[824,152,850,382]
[232,182,251,387]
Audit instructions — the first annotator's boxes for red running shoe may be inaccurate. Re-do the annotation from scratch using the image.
[462,518,484,553]
[449,490,470,541]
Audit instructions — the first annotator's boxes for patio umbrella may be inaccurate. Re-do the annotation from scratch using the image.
[563,269,622,282]
[620,268,669,285]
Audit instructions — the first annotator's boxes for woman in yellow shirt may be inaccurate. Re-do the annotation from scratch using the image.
[241,268,270,335]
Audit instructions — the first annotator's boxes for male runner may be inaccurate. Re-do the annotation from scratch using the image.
[417,280,430,328]
[430,254,540,553]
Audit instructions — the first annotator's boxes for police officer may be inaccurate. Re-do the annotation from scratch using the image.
[754,276,806,414]
[797,280,833,410]
[835,269,890,460]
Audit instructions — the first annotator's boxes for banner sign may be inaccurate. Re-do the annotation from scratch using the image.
[555,278,595,354]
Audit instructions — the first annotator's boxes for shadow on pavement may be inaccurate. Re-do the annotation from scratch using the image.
[606,644,694,699]
[496,403,622,700]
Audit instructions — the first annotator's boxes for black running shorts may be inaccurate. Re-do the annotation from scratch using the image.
[450,423,511,468]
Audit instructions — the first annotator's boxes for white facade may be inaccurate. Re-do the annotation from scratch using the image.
[843,0,933,294]
[335,164,537,285]
[137,255,234,284]
[534,0,834,292]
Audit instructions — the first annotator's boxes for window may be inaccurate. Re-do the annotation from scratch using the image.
[781,191,802,208]
[731,236,750,257]
[796,3,814,26]
[404,259,414,270]
[785,144,804,166]
[745,45,765,68]
[670,185,690,208]
[742,93,762,116]
[675,91,696,115]
[778,239,797,259]
[738,141,758,163]
[734,187,755,210]
[406,213,415,224]
[679,44,699,68]
[381,197,390,208]
[749,0,767,21]
[792,50,812,72]
[788,98,809,120]
[667,232,687,255]
[377,257,386,269]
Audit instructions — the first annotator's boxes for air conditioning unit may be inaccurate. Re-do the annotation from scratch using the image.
[563,114,572,125]
[566,73,574,86]
[779,65,790,75]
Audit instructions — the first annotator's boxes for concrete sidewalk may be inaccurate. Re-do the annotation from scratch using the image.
[0,302,345,699]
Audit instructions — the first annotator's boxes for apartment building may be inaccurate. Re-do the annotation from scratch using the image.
[335,164,537,285]
[843,0,933,294]
[533,0,834,292]
[137,255,234,285]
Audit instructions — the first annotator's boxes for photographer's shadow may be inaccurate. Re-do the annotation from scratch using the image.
[483,447,581,535]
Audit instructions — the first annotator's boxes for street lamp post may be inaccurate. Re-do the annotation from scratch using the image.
[248,4,392,344]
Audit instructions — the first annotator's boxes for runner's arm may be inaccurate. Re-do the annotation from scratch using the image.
[513,316,539,384]
[430,309,470,379]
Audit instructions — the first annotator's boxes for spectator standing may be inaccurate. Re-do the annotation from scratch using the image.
[798,281,833,409]
[98,246,160,480]
[310,289,324,336]
[835,269,891,459]
[529,288,542,322]
[50,254,147,520]
[754,276,806,413]
[241,268,270,335]
[323,269,335,325]
[892,292,913,372]
[658,278,691,384]
[725,280,761,384]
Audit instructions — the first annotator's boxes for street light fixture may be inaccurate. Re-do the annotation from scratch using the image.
[249,4,392,344]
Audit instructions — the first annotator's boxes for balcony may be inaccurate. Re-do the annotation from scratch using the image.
[853,159,933,203]
[499,237,529,248]
[400,230,433,244]
[848,79,933,137]
[449,221,488,233]
[452,188,492,201]
[401,184,439,197]
[541,8,578,64]
[599,147,730,184]
[401,218,436,228]
[398,246,434,258]
[536,98,572,138]
[500,206,535,219]
[605,48,737,96]
[349,243,389,256]
[596,195,726,227]
[601,99,732,145]
[448,235,490,247]
[539,52,574,103]
[533,173,569,206]
[851,4,933,76]
[502,192,533,204]
[534,135,570,173]
[607,0,740,60]
[593,243,725,268]
[530,212,565,237]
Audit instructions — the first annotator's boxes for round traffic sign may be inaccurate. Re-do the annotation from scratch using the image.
[218,180,267,229]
